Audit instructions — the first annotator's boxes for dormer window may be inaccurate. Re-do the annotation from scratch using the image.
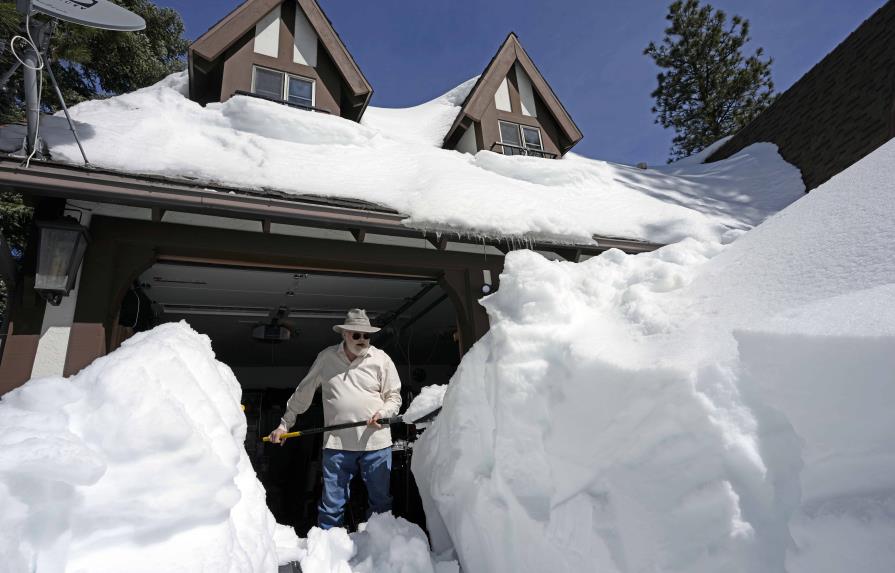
[251,65,315,109]
[497,121,549,158]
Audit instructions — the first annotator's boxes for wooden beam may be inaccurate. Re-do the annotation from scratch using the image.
[350,229,366,243]
[151,207,165,223]
[262,219,271,234]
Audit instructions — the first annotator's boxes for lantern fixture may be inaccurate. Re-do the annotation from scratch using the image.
[34,217,90,306]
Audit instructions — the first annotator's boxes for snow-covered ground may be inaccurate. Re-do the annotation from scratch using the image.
[1,72,803,245]
[413,138,895,572]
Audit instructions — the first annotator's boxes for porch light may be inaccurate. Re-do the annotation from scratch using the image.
[34,217,89,306]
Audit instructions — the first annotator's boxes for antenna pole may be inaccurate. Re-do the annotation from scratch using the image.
[21,15,53,159]
[44,58,89,165]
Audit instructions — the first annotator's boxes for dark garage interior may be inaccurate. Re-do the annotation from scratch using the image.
[122,260,462,534]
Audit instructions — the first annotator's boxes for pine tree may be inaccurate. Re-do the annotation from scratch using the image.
[644,0,775,162]
[0,0,190,122]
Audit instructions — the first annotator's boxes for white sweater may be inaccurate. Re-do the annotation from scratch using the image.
[280,343,402,451]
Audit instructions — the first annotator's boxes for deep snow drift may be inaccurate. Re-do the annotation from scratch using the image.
[413,138,895,572]
[0,323,455,573]
[0,322,285,572]
[2,72,803,245]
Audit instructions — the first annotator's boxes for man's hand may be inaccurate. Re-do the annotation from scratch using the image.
[367,412,382,429]
[269,425,288,445]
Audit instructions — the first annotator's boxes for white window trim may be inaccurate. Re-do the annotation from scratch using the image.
[287,73,316,108]
[498,120,544,155]
[251,65,316,108]
[521,125,544,151]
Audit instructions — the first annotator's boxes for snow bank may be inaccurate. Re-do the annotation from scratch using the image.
[7,72,802,244]
[735,284,895,572]
[0,322,460,573]
[0,322,286,572]
[403,384,447,425]
[413,139,895,572]
[295,513,459,573]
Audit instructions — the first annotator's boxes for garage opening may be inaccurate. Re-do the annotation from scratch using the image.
[123,260,461,535]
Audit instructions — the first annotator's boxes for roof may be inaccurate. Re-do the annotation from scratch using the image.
[0,71,804,250]
[442,33,583,154]
[189,0,372,100]
[0,157,663,259]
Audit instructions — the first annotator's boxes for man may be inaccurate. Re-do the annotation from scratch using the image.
[269,308,402,529]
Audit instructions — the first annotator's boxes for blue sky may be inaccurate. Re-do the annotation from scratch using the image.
[157,0,883,166]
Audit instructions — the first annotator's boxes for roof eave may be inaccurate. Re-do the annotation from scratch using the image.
[0,158,661,257]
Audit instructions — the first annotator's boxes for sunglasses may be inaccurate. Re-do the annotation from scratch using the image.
[349,332,371,340]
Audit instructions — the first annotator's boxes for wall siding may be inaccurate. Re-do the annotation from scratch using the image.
[220,1,341,115]
[494,77,512,112]
[253,5,280,58]
[477,63,563,157]
[515,62,537,118]
[293,2,318,66]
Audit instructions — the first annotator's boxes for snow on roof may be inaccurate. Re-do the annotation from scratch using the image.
[16,72,803,245]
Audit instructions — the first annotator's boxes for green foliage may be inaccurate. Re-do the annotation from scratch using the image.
[0,0,189,122]
[644,0,775,162]
[0,190,32,316]
[0,1,187,315]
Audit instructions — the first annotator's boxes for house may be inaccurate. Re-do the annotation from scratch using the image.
[188,0,373,120]
[2,0,659,401]
[0,0,656,532]
[0,0,820,534]
[442,33,583,159]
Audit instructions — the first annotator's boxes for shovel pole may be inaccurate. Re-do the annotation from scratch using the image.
[263,416,403,443]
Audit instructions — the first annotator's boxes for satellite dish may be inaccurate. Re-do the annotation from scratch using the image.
[31,0,145,32]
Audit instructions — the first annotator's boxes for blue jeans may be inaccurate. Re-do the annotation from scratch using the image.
[319,447,392,529]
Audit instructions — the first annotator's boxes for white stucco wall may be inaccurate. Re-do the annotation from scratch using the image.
[455,125,479,154]
[254,6,281,58]
[31,207,92,378]
[293,5,318,66]
[494,77,512,112]
[515,62,537,118]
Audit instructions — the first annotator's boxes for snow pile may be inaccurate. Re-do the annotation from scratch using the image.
[0,322,290,572]
[735,285,895,572]
[362,77,478,147]
[5,72,803,244]
[403,384,448,425]
[413,138,895,572]
[295,513,459,573]
[0,321,461,573]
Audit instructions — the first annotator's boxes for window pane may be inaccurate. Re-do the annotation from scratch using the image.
[499,122,522,146]
[499,121,523,155]
[522,126,543,150]
[253,68,283,100]
[288,77,313,107]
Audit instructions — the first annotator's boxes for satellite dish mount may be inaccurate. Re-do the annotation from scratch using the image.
[0,0,145,165]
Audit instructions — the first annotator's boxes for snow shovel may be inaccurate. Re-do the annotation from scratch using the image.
[262,407,442,443]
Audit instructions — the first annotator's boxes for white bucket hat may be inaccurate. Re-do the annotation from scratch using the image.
[332,308,380,334]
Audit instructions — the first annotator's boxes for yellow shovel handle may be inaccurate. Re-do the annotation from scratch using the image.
[262,431,302,443]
